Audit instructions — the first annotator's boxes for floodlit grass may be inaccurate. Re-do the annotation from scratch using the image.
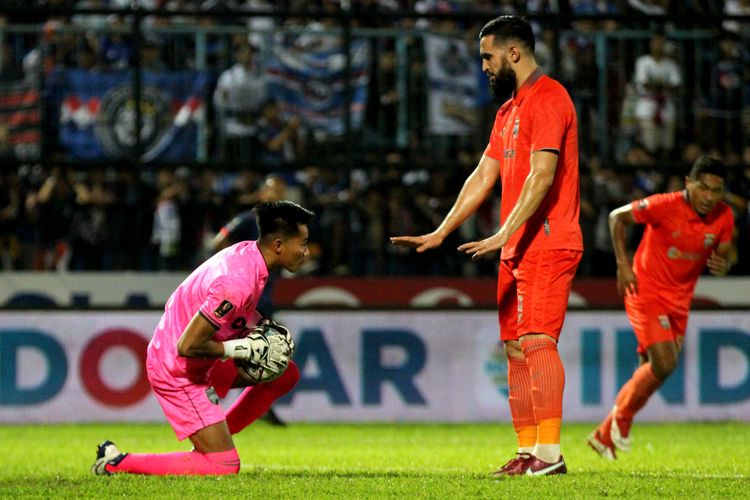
[0,422,748,498]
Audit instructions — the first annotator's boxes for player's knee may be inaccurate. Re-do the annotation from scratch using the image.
[650,354,677,380]
[503,340,524,360]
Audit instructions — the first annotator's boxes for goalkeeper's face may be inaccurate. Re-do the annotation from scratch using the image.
[279,224,310,273]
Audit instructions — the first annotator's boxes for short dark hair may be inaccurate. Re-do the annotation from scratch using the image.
[689,155,727,181]
[478,15,535,53]
[256,200,314,238]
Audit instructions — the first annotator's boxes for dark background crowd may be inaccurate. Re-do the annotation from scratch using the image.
[0,1,749,277]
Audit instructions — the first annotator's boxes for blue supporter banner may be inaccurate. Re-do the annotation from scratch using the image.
[58,70,211,161]
[266,40,370,137]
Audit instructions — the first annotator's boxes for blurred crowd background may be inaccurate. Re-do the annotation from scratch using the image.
[0,0,749,277]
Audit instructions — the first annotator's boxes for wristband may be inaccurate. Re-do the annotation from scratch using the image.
[222,339,249,360]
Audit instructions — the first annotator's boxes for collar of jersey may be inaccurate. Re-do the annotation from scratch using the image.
[513,68,544,106]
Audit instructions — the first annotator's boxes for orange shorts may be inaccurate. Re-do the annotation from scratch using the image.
[497,249,581,341]
[624,293,687,355]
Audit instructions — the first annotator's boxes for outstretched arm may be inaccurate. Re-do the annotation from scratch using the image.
[390,154,500,253]
[458,150,557,259]
[609,202,638,296]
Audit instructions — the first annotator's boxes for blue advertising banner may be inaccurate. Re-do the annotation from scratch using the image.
[58,70,210,161]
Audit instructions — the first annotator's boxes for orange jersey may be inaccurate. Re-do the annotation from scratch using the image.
[484,70,582,260]
[631,191,734,314]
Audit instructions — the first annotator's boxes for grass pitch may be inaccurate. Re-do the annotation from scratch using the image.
[0,422,748,498]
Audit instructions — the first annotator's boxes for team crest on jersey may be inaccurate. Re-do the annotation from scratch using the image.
[512,118,520,138]
[637,199,649,211]
[704,233,716,248]
[214,299,234,319]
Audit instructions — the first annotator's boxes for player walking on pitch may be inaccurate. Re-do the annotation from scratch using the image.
[92,201,314,475]
[391,15,581,476]
[588,155,734,459]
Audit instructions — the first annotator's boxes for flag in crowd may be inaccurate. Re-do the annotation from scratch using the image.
[266,39,371,137]
[58,70,210,161]
[0,79,41,159]
[424,34,481,135]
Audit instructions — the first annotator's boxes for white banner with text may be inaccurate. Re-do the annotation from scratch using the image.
[1,310,749,423]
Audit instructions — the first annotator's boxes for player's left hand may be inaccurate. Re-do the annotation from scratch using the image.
[707,250,729,276]
[458,230,509,260]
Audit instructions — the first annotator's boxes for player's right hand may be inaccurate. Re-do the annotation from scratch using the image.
[390,232,445,253]
[616,266,638,297]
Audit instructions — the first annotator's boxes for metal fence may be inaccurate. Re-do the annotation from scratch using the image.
[0,10,748,169]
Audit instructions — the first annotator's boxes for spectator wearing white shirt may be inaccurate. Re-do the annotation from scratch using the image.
[212,41,269,161]
[632,33,682,156]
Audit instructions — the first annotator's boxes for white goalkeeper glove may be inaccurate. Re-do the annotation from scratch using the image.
[222,332,270,362]
[258,318,296,355]
[262,334,292,374]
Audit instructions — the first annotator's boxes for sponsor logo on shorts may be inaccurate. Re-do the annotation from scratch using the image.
[658,315,670,330]
[206,387,220,405]
[214,299,234,319]
[517,295,523,323]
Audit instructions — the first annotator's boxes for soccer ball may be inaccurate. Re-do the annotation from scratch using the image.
[235,321,293,384]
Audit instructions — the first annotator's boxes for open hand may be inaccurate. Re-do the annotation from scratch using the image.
[457,231,508,260]
[390,232,445,253]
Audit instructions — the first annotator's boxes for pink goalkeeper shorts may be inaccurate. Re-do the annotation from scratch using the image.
[146,356,237,441]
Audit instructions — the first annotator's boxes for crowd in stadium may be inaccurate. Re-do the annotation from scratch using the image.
[0,1,749,276]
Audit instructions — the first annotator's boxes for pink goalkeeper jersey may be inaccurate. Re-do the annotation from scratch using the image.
[147,240,268,382]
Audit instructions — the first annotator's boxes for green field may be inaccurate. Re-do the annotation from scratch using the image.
[1,422,748,498]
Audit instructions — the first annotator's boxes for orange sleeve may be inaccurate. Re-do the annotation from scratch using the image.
[631,193,672,226]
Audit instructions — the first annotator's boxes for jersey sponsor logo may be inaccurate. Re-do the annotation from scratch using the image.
[513,117,520,138]
[667,246,702,261]
[637,199,649,211]
[704,234,716,248]
[544,218,551,236]
[504,149,515,158]
[214,299,234,319]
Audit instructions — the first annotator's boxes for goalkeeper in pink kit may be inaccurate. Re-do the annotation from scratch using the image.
[92,201,314,476]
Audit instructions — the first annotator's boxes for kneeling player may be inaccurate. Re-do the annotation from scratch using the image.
[92,201,314,476]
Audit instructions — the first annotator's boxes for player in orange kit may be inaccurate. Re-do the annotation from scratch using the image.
[588,155,735,459]
[392,15,581,476]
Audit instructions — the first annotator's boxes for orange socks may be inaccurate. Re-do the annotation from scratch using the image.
[522,339,565,421]
[615,363,662,421]
[507,357,536,450]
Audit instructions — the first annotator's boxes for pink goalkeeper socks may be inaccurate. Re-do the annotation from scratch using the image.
[226,361,300,434]
[108,448,240,475]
